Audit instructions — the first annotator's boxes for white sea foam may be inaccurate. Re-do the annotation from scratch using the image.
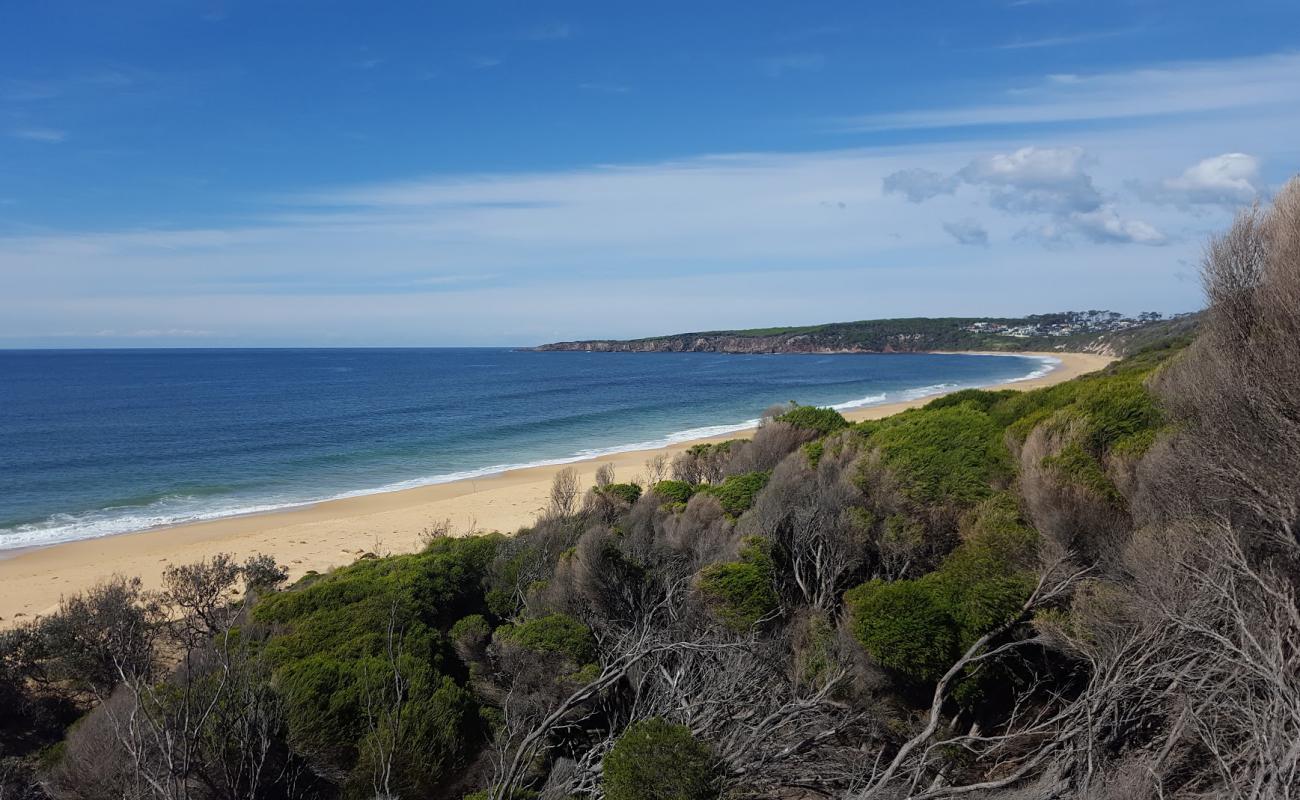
[0,354,1058,551]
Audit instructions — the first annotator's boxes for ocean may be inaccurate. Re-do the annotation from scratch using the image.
[0,348,1052,549]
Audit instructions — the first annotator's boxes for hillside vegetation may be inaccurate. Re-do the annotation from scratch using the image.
[3,182,1298,800]
[532,310,1199,356]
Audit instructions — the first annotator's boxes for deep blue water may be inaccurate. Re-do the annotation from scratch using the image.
[0,348,1052,548]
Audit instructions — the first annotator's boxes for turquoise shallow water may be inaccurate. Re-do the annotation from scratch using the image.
[0,348,1052,548]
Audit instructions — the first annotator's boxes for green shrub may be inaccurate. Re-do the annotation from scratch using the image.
[932,504,1036,646]
[698,537,779,629]
[248,535,498,788]
[857,405,1009,508]
[603,718,720,800]
[844,578,957,682]
[652,480,694,504]
[698,471,770,516]
[802,439,825,467]
[846,495,1039,682]
[600,482,643,505]
[496,613,596,665]
[924,388,1018,414]
[777,405,849,436]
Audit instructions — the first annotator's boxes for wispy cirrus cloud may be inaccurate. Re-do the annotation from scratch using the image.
[843,51,1300,131]
[9,127,67,143]
[995,27,1143,50]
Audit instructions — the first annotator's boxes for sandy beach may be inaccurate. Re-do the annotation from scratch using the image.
[0,351,1113,626]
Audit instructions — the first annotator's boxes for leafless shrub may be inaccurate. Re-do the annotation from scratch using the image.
[593,462,615,488]
[723,421,816,476]
[1018,421,1132,568]
[659,493,739,570]
[547,467,580,519]
[670,440,737,485]
[742,436,869,609]
[419,517,454,547]
[643,453,669,486]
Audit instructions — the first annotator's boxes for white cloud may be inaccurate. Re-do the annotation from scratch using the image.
[1027,209,1165,246]
[959,146,1101,214]
[844,52,1300,131]
[1160,153,1262,206]
[884,146,1162,245]
[882,168,958,202]
[7,106,1287,344]
[942,219,989,247]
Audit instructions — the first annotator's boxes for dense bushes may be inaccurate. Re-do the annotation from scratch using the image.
[651,479,694,505]
[776,404,849,436]
[6,321,1238,800]
[856,403,1010,508]
[603,718,720,800]
[495,612,596,665]
[846,494,1038,682]
[697,536,779,629]
[697,470,770,516]
[250,535,500,793]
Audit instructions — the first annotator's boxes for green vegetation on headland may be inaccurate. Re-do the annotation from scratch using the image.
[4,185,1299,800]
[531,309,1199,356]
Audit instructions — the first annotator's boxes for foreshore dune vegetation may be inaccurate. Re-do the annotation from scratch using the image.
[3,180,1300,799]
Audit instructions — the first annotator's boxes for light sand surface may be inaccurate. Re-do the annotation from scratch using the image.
[0,351,1113,625]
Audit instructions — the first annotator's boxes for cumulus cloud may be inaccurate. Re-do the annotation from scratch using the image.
[942,219,989,247]
[1026,208,1165,246]
[957,147,1101,214]
[884,146,1163,246]
[882,168,959,202]
[1159,153,1262,206]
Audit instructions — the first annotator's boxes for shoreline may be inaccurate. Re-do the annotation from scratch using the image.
[0,350,1113,626]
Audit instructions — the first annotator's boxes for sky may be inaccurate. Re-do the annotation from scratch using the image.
[2,1,1299,347]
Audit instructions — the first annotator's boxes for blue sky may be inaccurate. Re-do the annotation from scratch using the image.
[3,1,1299,346]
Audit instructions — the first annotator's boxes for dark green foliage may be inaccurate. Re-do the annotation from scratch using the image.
[451,613,491,644]
[651,480,694,504]
[603,718,720,800]
[776,405,849,436]
[856,404,1010,507]
[600,482,643,505]
[496,613,596,665]
[846,495,1039,682]
[698,537,779,629]
[250,535,499,791]
[924,388,1018,414]
[845,579,957,682]
[698,471,770,516]
[802,439,825,467]
[347,666,478,798]
[931,496,1038,646]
